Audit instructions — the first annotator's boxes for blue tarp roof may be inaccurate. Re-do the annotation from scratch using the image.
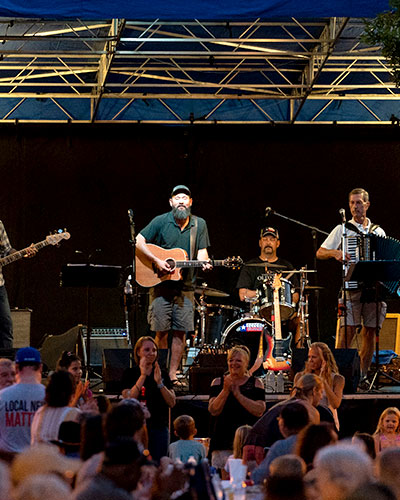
[0,3,395,123]
[0,0,392,20]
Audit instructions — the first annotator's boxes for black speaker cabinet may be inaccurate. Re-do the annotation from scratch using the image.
[291,348,360,394]
[102,348,132,394]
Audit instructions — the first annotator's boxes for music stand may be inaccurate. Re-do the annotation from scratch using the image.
[346,260,400,390]
[60,264,121,379]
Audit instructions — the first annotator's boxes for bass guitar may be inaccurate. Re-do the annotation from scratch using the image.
[0,231,70,267]
[135,243,242,288]
[263,273,292,371]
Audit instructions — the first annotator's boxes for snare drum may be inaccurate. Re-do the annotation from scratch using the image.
[200,304,242,345]
[221,317,273,369]
[259,278,295,321]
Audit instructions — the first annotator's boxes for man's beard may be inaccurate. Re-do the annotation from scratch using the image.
[172,205,191,220]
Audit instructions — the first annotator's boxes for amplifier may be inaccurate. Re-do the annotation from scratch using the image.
[81,327,128,338]
[11,308,31,348]
[81,327,130,366]
[335,313,400,354]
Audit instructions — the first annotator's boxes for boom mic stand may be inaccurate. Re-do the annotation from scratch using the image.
[265,207,329,341]
[127,209,139,347]
[339,209,349,349]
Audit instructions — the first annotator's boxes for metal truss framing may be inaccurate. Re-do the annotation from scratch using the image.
[0,17,397,123]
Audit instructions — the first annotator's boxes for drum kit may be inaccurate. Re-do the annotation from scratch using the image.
[193,266,321,368]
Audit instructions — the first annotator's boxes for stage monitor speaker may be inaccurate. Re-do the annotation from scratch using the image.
[40,324,83,372]
[82,334,129,367]
[102,348,132,394]
[11,308,31,348]
[291,348,360,394]
[335,314,400,354]
[189,366,226,395]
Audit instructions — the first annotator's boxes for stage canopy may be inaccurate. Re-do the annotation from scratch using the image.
[0,0,397,124]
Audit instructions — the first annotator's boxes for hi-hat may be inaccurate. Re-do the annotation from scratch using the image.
[195,286,229,297]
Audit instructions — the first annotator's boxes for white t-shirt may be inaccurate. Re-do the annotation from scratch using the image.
[321,218,386,288]
[0,383,45,452]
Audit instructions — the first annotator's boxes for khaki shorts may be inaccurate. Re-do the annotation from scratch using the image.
[340,290,387,328]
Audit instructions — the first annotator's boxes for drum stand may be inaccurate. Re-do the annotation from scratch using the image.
[297,268,312,348]
[195,291,207,347]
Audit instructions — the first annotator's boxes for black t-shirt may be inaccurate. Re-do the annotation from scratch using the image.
[236,257,299,292]
[209,376,265,452]
[140,211,210,289]
[121,366,172,429]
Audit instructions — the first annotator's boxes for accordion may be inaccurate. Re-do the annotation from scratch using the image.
[347,234,400,295]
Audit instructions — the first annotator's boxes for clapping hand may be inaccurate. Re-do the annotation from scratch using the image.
[139,356,153,377]
[153,362,162,385]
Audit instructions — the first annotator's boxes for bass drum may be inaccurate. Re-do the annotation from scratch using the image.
[221,317,273,369]
[198,304,242,346]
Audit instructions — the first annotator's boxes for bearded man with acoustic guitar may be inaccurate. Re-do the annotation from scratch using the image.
[136,185,211,386]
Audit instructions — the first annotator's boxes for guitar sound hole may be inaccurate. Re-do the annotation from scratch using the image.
[165,258,176,271]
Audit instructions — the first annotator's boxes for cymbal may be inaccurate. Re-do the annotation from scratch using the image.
[194,286,230,297]
[244,262,286,269]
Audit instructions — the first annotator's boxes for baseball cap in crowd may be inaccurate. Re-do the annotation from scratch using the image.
[15,347,41,364]
[171,184,191,197]
[260,227,280,239]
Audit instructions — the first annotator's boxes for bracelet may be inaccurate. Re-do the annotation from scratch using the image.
[157,382,165,390]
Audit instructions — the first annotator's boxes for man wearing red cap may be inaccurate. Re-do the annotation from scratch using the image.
[136,185,211,385]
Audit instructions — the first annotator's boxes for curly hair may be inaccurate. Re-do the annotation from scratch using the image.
[303,342,338,388]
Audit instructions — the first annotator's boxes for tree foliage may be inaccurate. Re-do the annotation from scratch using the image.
[363,0,400,86]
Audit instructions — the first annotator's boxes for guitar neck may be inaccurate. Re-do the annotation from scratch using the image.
[176,259,225,268]
[273,288,282,340]
[0,240,48,266]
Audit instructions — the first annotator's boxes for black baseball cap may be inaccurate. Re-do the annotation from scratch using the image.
[260,227,280,239]
[171,185,191,197]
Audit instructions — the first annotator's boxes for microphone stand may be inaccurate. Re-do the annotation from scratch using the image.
[266,209,329,341]
[340,214,348,349]
[127,209,138,348]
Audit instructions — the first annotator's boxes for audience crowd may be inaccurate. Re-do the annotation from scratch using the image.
[0,340,399,500]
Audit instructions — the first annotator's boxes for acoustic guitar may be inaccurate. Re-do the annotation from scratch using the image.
[135,243,242,288]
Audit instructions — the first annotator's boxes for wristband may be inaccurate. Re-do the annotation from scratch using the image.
[157,382,165,390]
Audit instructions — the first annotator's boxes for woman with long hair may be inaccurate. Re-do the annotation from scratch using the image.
[294,342,344,430]
[31,370,80,444]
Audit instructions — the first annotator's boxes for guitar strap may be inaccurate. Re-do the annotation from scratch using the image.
[190,216,198,260]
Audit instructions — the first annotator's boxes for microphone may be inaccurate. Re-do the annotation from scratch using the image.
[128,209,134,222]
[339,208,346,223]
[265,207,274,217]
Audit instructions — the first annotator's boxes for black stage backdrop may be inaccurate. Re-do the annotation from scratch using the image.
[0,123,399,348]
